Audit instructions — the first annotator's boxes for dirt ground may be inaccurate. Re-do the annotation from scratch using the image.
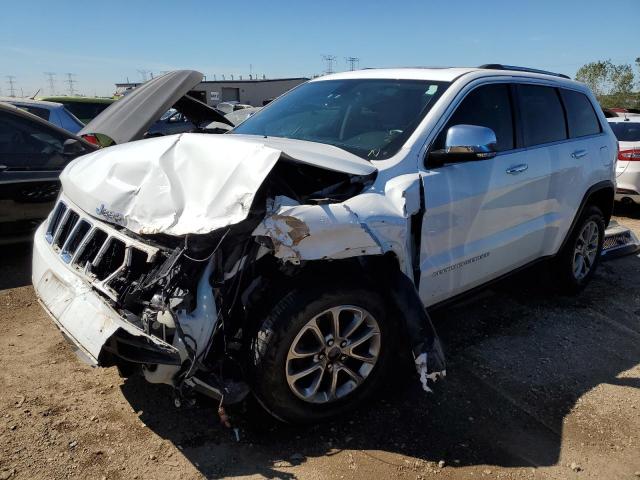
[1,206,639,480]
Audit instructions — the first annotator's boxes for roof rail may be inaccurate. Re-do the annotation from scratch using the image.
[478,64,571,80]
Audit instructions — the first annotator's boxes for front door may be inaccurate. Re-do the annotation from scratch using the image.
[0,111,72,239]
[418,82,554,306]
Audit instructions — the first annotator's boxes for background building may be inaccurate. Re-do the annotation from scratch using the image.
[115,77,308,107]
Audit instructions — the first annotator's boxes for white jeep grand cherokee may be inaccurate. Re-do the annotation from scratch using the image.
[33,66,616,422]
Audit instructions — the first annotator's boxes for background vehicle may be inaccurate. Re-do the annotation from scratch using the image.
[40,96,116,124]
[608,116,640,204]
[33,67,616,423]
[144,108,196,137]
[0,103,96,243]
[216,101,253,114]
[79,71,233,146]
[0,97,84,133]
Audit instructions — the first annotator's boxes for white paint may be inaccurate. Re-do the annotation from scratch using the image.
[61,134,281,236]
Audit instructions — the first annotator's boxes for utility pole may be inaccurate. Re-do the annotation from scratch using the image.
[322,55,336,75]
[64,73,77,95]
[44,72,56,95]
[345,56,360,71]
[6,76,17,97]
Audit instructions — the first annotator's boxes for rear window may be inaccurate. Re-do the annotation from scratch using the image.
[14,105,50,121]
[62,102,111,122]
[609,122,640,142]
[560,89,601,138]
[517,84,567,147]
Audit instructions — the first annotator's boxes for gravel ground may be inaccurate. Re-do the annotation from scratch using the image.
[0,206,639,480]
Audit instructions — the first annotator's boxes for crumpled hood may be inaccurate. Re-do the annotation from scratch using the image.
[60,133,377,236]
[60,134,281,236]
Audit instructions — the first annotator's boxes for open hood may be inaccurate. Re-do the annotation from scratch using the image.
[79,70,232,145]
[60,133,376,236]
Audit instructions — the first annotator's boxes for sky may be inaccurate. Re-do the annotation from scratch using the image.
[0,0,638,97]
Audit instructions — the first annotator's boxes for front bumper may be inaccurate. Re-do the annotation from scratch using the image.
[32,222,179,365]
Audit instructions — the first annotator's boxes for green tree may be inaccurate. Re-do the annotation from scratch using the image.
[575,60,612,97]
[575,58,639,109]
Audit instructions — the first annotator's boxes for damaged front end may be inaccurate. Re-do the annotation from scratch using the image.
[33,133,445,416]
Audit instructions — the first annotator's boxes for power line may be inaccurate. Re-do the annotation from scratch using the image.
[6,76,17,97]
[44,72,56,95]
[345,56,360,71]
[64,73,77,95]
[322,54,336,75]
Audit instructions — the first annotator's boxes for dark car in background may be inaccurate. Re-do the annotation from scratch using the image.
[0,103,96,243]
[40,96,116,124]
[1,97,85,133]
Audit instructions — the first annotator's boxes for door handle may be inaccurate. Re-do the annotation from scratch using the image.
[506,164,528,174]
[571,149,588,159]
[0,165,7,171]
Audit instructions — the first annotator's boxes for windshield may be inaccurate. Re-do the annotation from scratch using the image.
[232,79,449,160]
[610,121,640,142]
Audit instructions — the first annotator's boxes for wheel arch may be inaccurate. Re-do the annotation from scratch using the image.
[559,180,614,253]
[245,253,445,389]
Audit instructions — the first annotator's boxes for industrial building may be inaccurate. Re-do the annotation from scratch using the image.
[115,76,309,107]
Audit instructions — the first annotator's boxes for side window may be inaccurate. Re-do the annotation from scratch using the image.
[0,111,68,170]
[433,83,514,152]
[517,85,567,147]
[559,89,601,138]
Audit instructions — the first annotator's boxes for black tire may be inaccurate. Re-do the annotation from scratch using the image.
[553,205,605,294]
[248,282,395,423]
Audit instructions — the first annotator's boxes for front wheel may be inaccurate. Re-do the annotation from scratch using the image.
[553,205,605,294]
[248,283,395,423]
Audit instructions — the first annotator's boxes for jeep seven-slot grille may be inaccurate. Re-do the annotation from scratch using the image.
[45,200,161,302]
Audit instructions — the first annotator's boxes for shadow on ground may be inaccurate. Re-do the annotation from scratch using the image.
[0,241,32,290]
[118,250,640,478]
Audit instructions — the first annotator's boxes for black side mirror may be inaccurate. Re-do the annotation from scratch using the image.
[63,138,87,157]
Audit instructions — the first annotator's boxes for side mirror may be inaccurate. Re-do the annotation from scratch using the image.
[63,138,88,156]
[429,124,498,166]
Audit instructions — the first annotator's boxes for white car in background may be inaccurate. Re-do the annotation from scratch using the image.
[609,116,640,204]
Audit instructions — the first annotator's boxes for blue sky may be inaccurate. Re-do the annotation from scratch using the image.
[1,0,638,97]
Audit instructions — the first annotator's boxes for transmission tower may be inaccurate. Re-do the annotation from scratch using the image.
[345,56,360,71]
[44,72,56,95]
[322,55,336,75]
[6,76,17,97]
[137,69,151,82]
[64,73,77,95]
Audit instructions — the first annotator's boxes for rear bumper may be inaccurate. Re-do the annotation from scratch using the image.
[32,222,179,366]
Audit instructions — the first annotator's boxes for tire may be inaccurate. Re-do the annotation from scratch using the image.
[553,205,605,294]
[248,282,395,423]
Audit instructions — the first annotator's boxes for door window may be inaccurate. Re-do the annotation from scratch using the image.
[517,85,567,147]
[559,89,601,138]
[432,83,514,152]
[0,111,68,170]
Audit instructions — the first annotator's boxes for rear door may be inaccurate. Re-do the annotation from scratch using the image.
[548,88,610,253]
[0,110,74,238]
[419,82,554,306]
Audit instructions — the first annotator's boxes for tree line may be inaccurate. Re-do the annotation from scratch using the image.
[575,58,640,109]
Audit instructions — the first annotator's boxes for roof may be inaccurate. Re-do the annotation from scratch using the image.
[312,67,583,88]
[0,96,63,108]
[41,96,116,104]
[608,114,640,123]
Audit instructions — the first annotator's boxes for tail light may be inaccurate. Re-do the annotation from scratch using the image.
[618,149,640,161]
[82,134,100,146]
